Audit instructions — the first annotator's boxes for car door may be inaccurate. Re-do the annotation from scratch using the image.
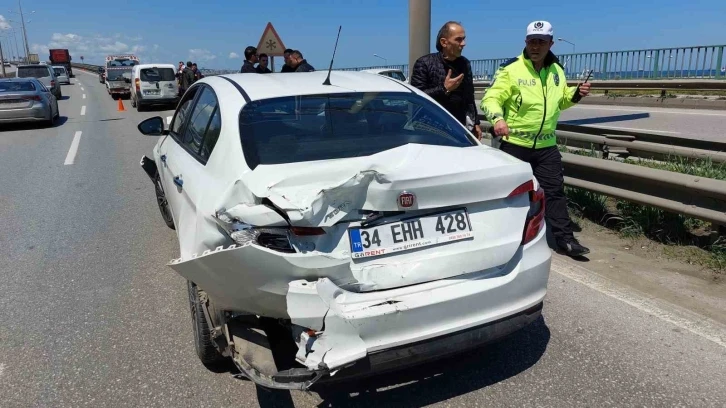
[158,85,222,253]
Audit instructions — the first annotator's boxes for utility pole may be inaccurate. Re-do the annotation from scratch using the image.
[408,0,430,77]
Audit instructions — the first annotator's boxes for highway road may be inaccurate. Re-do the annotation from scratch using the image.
[1,70,725,407]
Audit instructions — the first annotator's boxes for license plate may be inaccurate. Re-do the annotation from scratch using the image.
[145,90,160,95]
[348,209,473,259]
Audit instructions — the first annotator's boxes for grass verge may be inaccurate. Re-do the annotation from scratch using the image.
[560,146,726,273]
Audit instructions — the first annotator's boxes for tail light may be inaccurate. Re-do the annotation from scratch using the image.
[21,95,41,101]
[509,180,546,245]
[50,80,55,88]
[135,78,140,92]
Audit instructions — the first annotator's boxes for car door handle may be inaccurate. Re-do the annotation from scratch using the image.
[173,175,183,188]
[160,154,166,163]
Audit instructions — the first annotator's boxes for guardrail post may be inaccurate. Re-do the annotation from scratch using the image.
[716,46,724,78]
[601,53,608,80]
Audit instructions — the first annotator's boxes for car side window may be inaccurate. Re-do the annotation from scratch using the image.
[169,88,198,137]
[177,86,220,164]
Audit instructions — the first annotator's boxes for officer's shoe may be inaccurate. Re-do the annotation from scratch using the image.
[556,237,590,257]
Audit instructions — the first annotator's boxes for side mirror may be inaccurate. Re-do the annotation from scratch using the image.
[137,116,167,136]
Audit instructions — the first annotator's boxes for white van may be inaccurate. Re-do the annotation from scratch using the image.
[130,63,179,111]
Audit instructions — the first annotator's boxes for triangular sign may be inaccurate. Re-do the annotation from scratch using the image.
[256,22,286,57]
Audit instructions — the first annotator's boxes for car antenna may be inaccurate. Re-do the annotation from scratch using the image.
[322,25,342,86]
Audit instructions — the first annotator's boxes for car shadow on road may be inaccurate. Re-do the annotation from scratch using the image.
[0,116,69,131]
[254,316,551,408]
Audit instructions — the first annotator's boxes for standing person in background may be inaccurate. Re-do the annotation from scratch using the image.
[256,54,272,73]
[179,61,195,95]
[192,63,204,81]
[288,50,315,72]
[481,20,591,257]
[240,46,258,73]
[281,49,295,72]
[410,21,482,139]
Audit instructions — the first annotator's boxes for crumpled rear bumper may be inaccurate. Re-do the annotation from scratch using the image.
[286,228,551,377]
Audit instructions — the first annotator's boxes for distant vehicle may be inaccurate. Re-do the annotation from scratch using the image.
[362,68,408,83]
[98,67,105,84]
[16,64,62,100]
[105,55,139,99]
[0,77,59,127]
[52,66,71,85]
[130,63,179,111]
[49,49,73,78]
[27,54,39,64]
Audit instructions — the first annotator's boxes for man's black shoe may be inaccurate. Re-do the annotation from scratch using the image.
[557,237,590,257]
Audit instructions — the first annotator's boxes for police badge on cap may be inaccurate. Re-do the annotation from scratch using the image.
[526,20,554,40]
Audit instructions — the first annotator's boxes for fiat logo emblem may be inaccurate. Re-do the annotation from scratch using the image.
[398,191,415,208]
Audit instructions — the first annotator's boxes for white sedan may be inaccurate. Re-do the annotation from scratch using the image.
[138,70,551,390]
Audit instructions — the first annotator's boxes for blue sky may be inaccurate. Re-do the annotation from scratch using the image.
[1,0,724,70]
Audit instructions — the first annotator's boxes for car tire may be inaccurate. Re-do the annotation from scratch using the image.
[187,280,227,368]
[154,174,175,230]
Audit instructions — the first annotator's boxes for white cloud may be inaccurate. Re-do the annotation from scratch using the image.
[189,48,216,62]
[0,15,11,30]
[228,52,239,59]
[31,32,150,64]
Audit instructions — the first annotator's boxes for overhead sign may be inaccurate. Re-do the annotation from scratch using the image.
[256,22,286,57]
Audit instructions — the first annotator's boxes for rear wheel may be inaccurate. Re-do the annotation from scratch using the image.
[154,174,175,230]
[187,280,227,368]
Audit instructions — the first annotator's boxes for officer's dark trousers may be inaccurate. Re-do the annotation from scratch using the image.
[499,141,574,240]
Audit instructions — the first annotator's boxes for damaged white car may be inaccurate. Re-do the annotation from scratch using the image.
[137,70,551,390]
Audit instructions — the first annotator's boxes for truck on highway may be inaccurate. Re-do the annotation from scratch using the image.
[28,53,39,64]
[105,54,139,99]
[49,49,74,77]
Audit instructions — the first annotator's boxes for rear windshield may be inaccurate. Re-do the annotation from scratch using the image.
[140,68,175,82]
[0,81,36,92]
[107,59,137,67]
[238,92,475,169]
[106,68,131,81]
[53,67,66,75]
[17,66,51,78]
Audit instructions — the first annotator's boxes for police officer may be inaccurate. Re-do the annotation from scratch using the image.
[481,20,591,257]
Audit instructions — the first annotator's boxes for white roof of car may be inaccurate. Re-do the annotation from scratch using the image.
[361,68,404,75]
[214,70,415,102]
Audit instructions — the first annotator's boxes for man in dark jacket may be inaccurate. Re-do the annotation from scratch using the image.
[289,50,315,72]
[256,53,272,73]
[240,46,258,73]
[280,49,295,72]
[180,61,195,95]
[410,21,482,139]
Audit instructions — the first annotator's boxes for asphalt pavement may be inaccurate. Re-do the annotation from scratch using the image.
[1,71,725,407]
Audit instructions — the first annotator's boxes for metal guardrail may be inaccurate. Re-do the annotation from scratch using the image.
[473,80,726,92]
[341,44,726,81]
[479,136,726,227]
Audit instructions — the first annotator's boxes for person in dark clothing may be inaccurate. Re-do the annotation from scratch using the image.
[240,46,258,73]
[180,61,195,95]
[192,63,204,81]
[289,50,315,72]
[280,49,295,73]
[256,53,272,73]
[410,21,482,139]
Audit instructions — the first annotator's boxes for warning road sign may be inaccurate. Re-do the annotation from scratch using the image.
[256,22,286,57]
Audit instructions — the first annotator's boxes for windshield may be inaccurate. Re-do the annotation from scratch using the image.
[140,68,175,81]
[238,91,475,169]
[106,68,131,81]
[107,59,138,67]
[17,66,51,79]
[53,67,66,75]
[0,81,36,92]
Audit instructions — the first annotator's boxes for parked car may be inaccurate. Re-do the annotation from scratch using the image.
[52,65,71,85]
[130,63,179,111]
[15,64,62,100]
[362,68,408,82]
[137,71,550,390]
[0,77,59,126]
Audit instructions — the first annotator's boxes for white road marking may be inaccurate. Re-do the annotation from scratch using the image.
[82,94,86,99]
[0,363,5,377]
[572,124,681,134]
[81,106,86,116]
[572,104,726,117]
[552,256,726,350]
[64,131,83,165]
[81,87,84,91]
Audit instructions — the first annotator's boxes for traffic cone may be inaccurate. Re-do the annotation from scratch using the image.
[117,97,125,112]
